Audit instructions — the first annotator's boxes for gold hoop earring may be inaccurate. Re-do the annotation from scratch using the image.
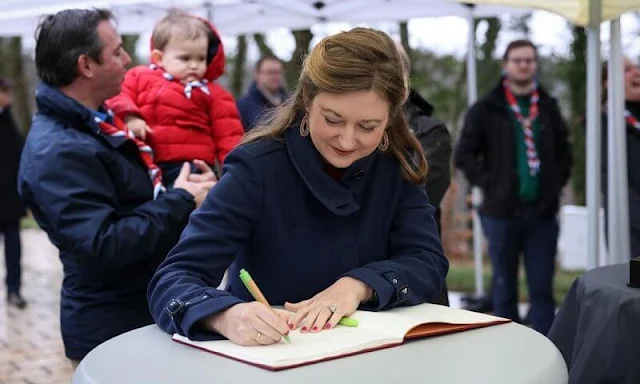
[378,132,389,151]
[299,113,310,137]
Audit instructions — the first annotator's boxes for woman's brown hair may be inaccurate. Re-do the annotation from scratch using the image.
[242,27,428,184]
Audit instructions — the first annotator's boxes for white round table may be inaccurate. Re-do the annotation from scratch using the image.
[73,322,567,384]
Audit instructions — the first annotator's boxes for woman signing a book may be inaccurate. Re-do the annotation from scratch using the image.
[147,27,449,346]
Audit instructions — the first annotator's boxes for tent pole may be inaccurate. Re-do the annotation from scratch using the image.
[586,0,602,269]
[607,18,631,264]
[465,4,484,297]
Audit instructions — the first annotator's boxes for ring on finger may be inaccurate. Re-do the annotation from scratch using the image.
[327,304,338,313]
[255,332,262,343]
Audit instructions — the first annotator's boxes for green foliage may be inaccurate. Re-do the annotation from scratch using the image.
[565,25,588,205]
[122,35,140,66]
[0,37,32,133]
[410,50,465,126]
[476,17,503,98]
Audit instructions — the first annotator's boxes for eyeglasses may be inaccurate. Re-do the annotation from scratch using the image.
[259,69,283,76]
[508,58,536,65]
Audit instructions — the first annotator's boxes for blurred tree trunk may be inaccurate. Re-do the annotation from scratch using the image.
[253,29,313,90]
[568,24,587,205]
[399,22,414,78]
[0,37,31,133]
[122,35,140,67]
[230,35,247,98]
[476,17,502,98]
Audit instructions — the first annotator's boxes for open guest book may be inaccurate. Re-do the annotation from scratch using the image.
[173,303,510,371]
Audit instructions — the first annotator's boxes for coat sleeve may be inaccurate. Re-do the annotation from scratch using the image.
[105,66,144,119]
[342,181,449,310]
[209,84,244,165]
[419,123,452,207]
[453,103,490,188]
[551,102,573,187]
[147,145,261,340]
[19,145,195,275]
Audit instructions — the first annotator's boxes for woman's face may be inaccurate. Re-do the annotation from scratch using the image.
[624,58,640,102]
[307,90,389,169]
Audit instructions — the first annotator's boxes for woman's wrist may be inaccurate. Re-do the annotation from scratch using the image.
[339,276,373,303]
[201,305,237,335]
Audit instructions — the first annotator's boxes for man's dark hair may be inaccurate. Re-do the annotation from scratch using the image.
[0,77,11,92]
[35,8,114,87]
[255,55,282,72]
[502,39,538,61]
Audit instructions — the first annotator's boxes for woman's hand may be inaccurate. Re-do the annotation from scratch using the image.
[285,277,372,333]
[203,302,290,346]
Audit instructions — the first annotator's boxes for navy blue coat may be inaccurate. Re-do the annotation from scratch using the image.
[148,125,449,341]
[236,82,287,131]
[18,84,196,360]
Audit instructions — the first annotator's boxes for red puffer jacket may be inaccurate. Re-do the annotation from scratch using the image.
[107,19,243,166]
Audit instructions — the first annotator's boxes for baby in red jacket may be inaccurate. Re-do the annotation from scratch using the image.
[107,10,244,186]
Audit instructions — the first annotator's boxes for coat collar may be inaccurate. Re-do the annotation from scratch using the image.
[35,83,131,150]
[284,125,378,216]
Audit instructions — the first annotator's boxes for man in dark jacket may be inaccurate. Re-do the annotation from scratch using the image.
[0,78,27,309]
[18,9,215,365]
[405,90,453,307]
[454,40,572,335]
[237,55,288,131]
[397,43,453,305]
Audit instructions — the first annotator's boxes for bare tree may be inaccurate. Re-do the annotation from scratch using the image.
[229,35,248,98]
[253,30,314,89]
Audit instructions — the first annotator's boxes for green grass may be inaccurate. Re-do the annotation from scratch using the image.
[20,216,41,230]
[446,262,584,305]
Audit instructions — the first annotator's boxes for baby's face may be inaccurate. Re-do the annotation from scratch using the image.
[158,35,208,83]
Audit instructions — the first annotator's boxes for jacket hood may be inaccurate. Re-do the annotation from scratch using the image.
[149,16,226,82]
[407,88,434,117]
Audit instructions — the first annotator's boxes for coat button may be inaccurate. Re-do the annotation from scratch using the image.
[392,278,398,284]
[402,287,408,294]
[166,298,184,317]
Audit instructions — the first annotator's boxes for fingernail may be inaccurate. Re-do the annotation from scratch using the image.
[311,326,318,332]
[288,323,294,329]
[324,323,332,329]
[301,327,308,332]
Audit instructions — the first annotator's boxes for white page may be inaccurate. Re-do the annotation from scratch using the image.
[174,325,398,368]
[173,304,508,368]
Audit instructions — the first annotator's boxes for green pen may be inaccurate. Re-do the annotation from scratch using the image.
[337,317,359,327]
[239,269,291,343]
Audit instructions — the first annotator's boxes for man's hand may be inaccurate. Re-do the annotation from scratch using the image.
[173,162,216,207]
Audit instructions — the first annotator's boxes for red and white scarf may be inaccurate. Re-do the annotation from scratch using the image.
[625,110,640,130]
[93,110,165,199]
[149,64,209,100]
[503,79,540,176]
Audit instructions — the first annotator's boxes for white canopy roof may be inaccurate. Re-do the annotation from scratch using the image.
[0,0,527,37]
[447,0,640,26]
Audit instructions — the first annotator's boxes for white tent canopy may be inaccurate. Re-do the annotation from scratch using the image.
[444,0,640,26]
[0,0,525,37]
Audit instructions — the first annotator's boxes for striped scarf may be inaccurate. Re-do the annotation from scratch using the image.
[625,110,640,130]
[149,64,210,99]
[93,110,165,199]
[503,79,541,176]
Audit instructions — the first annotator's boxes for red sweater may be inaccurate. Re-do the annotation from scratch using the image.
[106,20,243,165]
